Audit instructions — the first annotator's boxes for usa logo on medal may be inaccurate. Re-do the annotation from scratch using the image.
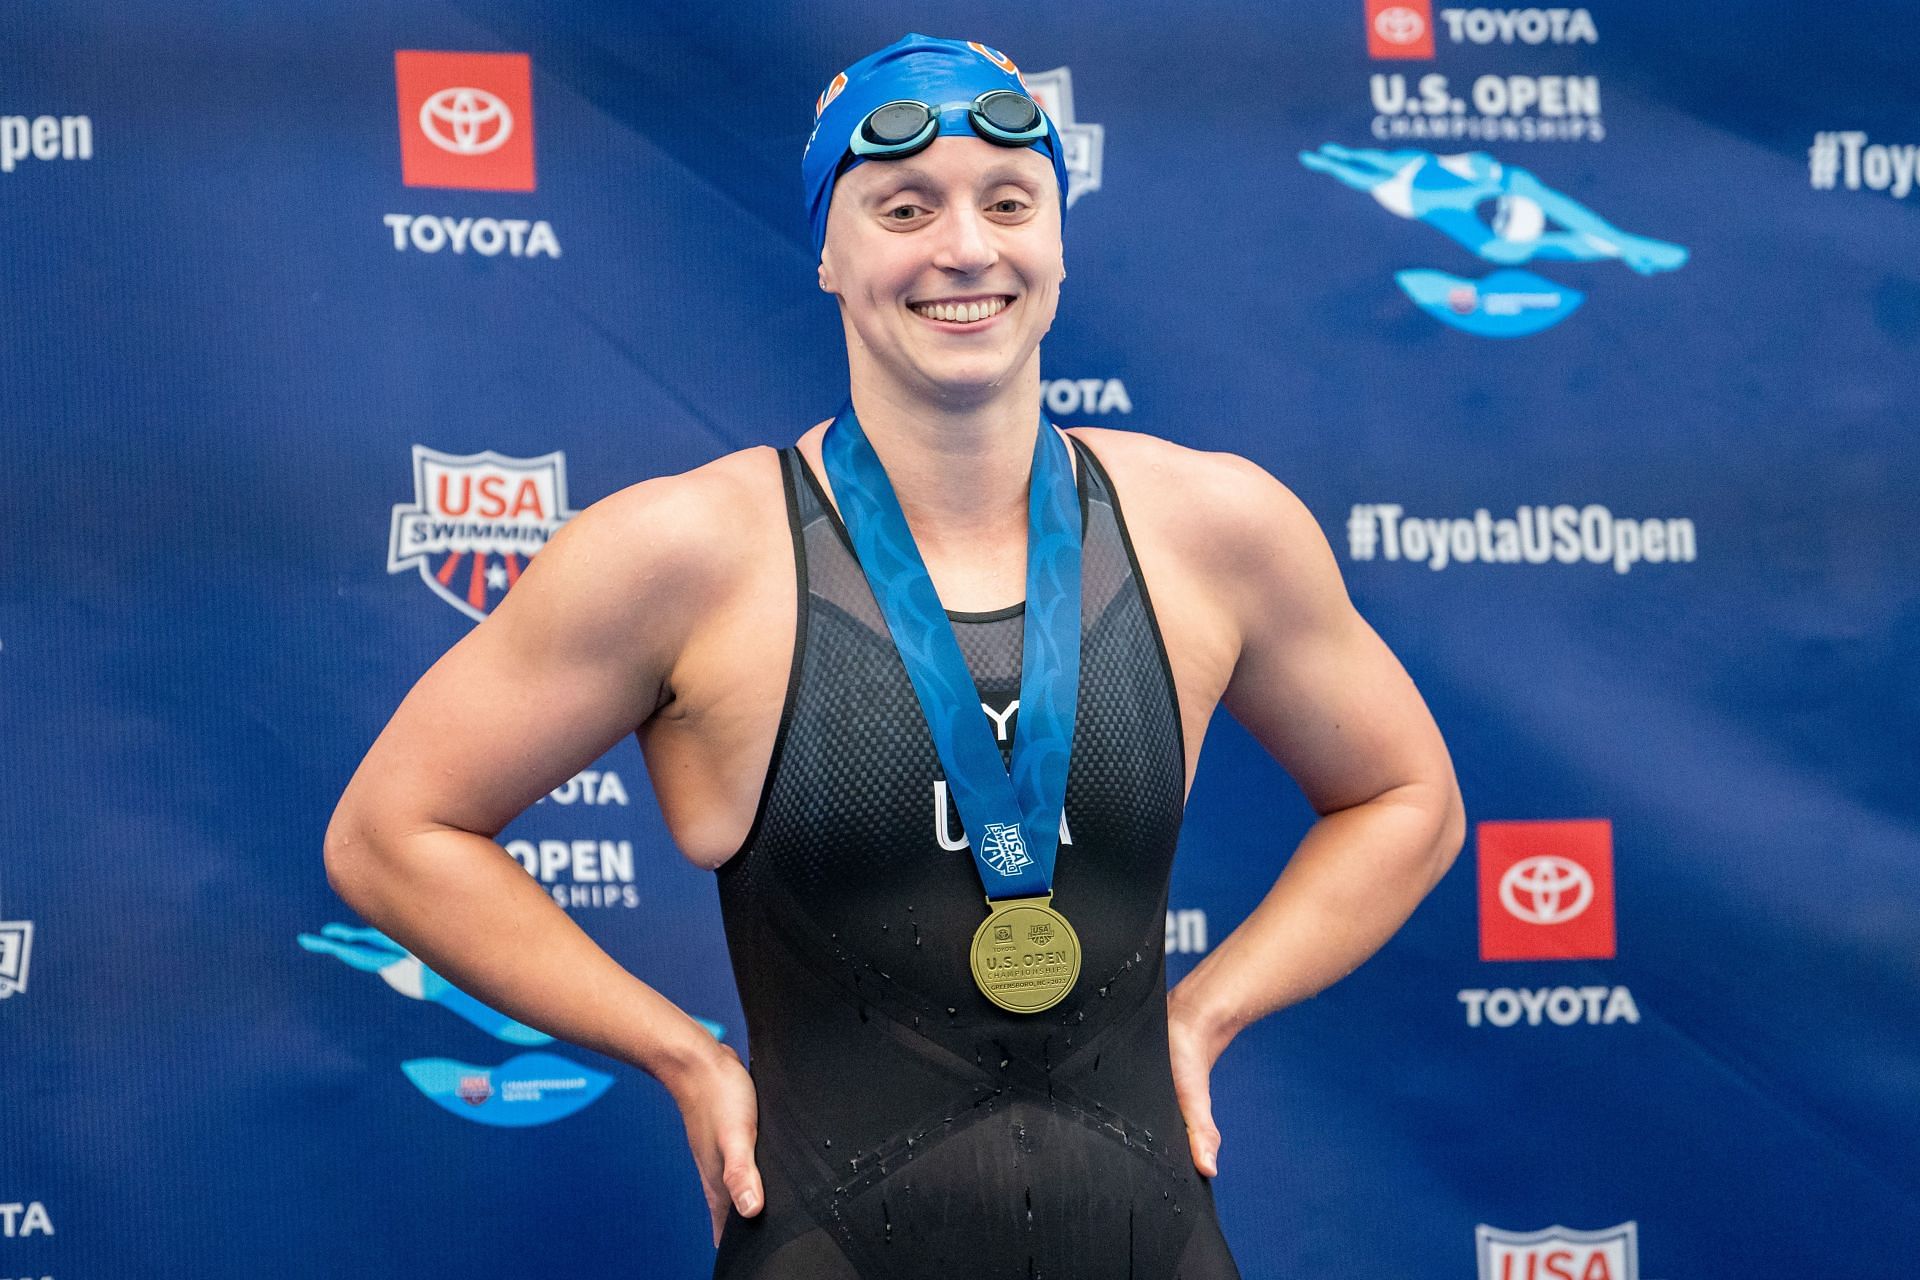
[388,445,579,622]
[981,822,1034,876]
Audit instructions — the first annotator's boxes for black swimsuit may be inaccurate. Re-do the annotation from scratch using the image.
[712,441,1240,1279]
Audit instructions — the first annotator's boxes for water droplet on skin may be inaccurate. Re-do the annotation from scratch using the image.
[1025,1185,1033,1226]
[999,1057,1010,1070]
[883,1200,892,1243]
[947,1007,958,1019]
[881,923,889,932]
[1097,984,1110,998]
[824,1138,833,1149]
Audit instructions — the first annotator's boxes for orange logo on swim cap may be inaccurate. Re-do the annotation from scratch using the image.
[815,71,848,121]
[968,41,1020,75]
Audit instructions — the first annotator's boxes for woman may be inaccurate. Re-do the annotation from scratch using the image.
[326,33,1462,1278]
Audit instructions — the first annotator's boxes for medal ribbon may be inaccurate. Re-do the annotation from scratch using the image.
[822,404,1081,902]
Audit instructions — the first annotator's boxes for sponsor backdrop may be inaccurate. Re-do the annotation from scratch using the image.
[1,1,1914,1277]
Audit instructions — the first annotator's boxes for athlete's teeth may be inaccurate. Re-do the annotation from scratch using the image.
[915,297,1006,322]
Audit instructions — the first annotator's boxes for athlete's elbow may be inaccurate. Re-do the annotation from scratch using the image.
[1426,778,1467,890]
[322,801,389,915]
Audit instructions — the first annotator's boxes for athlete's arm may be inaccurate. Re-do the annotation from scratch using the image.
[1176,448,1463,1026]
[1085,434,1465,1176]
[323,449,775,1233]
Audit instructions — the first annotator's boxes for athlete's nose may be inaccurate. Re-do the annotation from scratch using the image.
[931,204,998,275]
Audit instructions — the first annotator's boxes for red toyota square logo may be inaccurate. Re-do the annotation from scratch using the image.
[1477,819,1616,961]
[1367,0,1436,59]
[395,50,536,191]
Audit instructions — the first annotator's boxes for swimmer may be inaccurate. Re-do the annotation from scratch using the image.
[328,34,1464,1278]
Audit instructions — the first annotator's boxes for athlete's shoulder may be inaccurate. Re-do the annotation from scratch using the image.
[491,444,786,640]
[1064,427,1346,641]
[1066,425,1266,482]
[1064,427,1325,572]
[552,444,779,564]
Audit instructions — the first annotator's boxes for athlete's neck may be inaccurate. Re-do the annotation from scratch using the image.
[845,362,1048,550]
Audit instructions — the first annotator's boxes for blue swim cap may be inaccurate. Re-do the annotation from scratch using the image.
[802,34,1069,261]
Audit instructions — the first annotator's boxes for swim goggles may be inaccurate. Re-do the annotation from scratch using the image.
[846,89,1049,163]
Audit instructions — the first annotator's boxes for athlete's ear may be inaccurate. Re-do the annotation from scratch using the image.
[817,254,836,295]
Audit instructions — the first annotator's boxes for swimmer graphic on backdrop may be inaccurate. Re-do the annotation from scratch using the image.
[302,921,734,1043]
[1301,143,1687,336]
[303,923,727,1128]
[300,922,556,1043]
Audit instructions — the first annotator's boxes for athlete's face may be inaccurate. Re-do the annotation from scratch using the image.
[819,136,1064,405]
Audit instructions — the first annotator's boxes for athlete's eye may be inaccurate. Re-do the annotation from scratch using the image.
[989,198,1028,215]
[884,204,927,222]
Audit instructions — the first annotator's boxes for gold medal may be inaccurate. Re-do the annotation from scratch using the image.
[969,895,1082,1014]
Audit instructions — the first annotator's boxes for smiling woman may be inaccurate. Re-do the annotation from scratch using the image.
[686,40,1249,1277]
[325,28,1460,1280]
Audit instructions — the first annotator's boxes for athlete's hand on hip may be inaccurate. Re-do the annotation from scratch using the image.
[1167,991,1231,1177]
[666,1042,765,1244]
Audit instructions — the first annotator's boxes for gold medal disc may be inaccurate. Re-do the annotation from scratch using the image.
[969,896,1082,1014]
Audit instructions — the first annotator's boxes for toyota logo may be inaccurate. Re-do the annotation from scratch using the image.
[1498,856,1594,925]
[419,86,514,156]
[1374,6,1427,44]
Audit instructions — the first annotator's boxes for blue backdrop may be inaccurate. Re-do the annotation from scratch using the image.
[3,3,1916,1278]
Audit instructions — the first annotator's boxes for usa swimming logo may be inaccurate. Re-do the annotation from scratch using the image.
[0,919,32,997]
[388,445,578,621]
[1021,66,1103,207]
[981,823,1034,877]
[1476,1221,1639,1280]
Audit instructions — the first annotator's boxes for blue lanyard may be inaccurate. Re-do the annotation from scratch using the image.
[821,404,1082,901]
